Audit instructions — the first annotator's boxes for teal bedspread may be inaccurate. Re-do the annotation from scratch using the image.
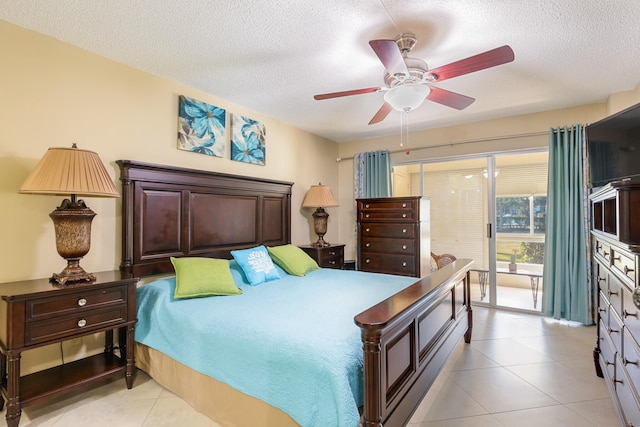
[135,263,415,427]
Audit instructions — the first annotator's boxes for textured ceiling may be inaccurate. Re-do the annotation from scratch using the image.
[2,0,640,142]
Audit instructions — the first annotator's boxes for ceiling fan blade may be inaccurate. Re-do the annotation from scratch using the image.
[369,102,393,125]
[369,39,409,76]
[314,87,381,100]
[428,45,514,82]
[427,86,475,110]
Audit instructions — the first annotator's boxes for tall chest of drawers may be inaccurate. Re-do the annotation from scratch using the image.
[591,181,640,427]
[357,196,430,277]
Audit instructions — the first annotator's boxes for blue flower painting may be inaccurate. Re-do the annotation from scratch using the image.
[231,114,266,165]
[178,95,226,157]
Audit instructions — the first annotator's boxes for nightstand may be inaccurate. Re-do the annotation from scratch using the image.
[299,244,345,269]
[0,271,138,427]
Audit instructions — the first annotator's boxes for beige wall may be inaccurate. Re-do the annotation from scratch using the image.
[0,20,339,373]
[0,20,339,285]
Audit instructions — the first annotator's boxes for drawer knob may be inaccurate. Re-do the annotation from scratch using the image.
[329,260,336,265]
[365,243,370,248]
[77,298,87,307]
[608,327,619,334]
[612,256,620,262]
[402,262,407,267]
[402,245,407,250]
[608,290,618,296]
[77,319,87,328]
[598,308,607,313]
[597,243,602,251]
[402,229,407,233]
[598,277,606,283]
[402,203,406,208]
[623,309,638,318]
[623,357,639,366]
[365,259,370,264]
[365,204,370,208]
[329,251,336,255]
[365,228,370,232]
[603,251,609,257]
[402,213,407,218]
[366,214,370,218]
[624,265,634,274]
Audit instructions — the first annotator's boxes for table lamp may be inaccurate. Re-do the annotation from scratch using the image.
[19,144,119,284]
[302,183,338,247]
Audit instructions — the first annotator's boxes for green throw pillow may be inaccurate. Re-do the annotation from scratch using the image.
[267,245,319,276]
[170,257,243,299]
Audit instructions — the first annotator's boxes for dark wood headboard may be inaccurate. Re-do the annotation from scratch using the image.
[117,160,293,277]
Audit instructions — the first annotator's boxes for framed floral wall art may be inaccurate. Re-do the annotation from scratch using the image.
[230,114,266,165]
[177,95,226,157]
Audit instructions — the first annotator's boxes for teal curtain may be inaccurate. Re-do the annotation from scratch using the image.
[354,150,392,199]
[542,125,594,324]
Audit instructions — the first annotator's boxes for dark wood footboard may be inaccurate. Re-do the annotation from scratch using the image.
[355,259,473,427]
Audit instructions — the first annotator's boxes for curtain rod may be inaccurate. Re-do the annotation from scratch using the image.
[335,130,549,162]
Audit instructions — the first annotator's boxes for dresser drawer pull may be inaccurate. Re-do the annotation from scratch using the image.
[603,251,609,257]
[77,298,87,307]
[623,357,639,366]
[402,229,407,233]
[402,213,407,218]
[613,379,624,384]
[329,260,336,265]
[608,327,620,334]
[608,290,618,296]
[77,319,87,328]
[402,245,407,250]
[402,262,407,267]
[365,259,370,264]
[605,360,614,366]
[365,242,370,248]
[402,203,406,208]
[623,309,638,318]
[624,265,634,274]
[329,251,336,255]
[365,214,370,218]
[365,204,370,208]
[598,308,607,313]
[365,228,370,232]
[598,277,606,283]
[596,243,602,251]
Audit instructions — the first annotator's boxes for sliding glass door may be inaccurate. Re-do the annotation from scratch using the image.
[393,150,548,312]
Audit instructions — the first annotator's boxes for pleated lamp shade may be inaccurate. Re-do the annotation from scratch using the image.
[302,184,338,208]
[19,146,119,197]
[19,145,118,285]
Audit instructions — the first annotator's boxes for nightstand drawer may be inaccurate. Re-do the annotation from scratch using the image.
[318,246,344,268]
[26,285,128,321]
[26,305,127,345]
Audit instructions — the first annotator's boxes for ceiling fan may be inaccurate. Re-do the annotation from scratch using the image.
[314,35,515,125]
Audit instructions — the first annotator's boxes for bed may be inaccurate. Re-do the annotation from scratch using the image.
[117,160,473,427]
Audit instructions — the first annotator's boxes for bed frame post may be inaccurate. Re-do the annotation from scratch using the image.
[360,330,383,427]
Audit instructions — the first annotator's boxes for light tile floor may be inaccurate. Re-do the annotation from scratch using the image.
[2,307,619,426]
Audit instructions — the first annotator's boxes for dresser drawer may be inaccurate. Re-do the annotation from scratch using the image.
[360,253,416,276]
[615,353,640,427]
[26,305,127,345]
[26,285,128,322]
[360,210,416,221]
[622,328,640,388]
[594,238,611,263]
[598,291,610,329]
[359,199,416,211]
[599,320,616,381]
[607,274,625,319]
[360,223,415,239]
[612,247,637,285]
[360,237,415,255]
[609,310,624,355]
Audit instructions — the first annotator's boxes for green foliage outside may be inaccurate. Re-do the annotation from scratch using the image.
[497,241,544,264]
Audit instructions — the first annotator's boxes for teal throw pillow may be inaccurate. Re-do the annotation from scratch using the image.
[267,244,319,276]
[170,257,243,299]
[231,245,280,285]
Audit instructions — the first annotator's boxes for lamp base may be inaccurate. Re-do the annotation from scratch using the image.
[312,238,331,248]
[51,259,97,285]
[311,207,331,248]
[49,197,97,285]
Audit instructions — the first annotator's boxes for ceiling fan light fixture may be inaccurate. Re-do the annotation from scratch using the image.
[384,84,431,112]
